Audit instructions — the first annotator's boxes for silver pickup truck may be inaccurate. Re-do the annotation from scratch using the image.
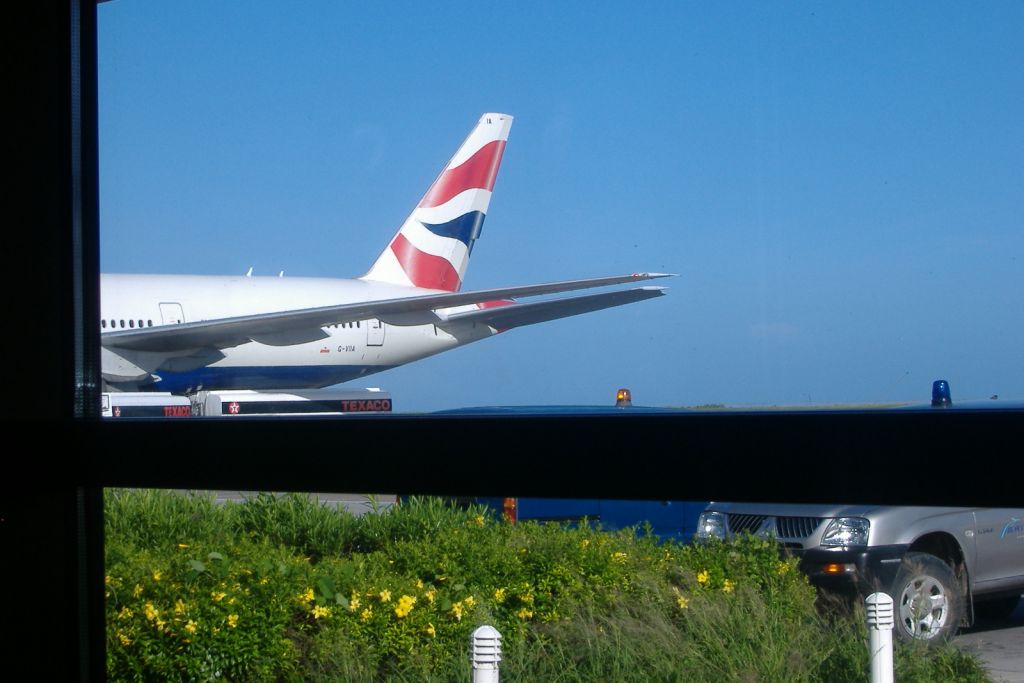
[696,504,1024,643]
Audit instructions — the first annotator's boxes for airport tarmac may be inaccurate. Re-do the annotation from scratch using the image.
[956,598,1024,683]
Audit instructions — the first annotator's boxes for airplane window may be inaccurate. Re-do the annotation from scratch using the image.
[101,320,106,328]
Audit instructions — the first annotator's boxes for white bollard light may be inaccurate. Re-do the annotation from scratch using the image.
[865,592,895,683]
[471,625,502,683]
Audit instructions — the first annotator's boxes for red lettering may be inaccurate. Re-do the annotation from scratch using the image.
[340,398,392,412]
[163,405,191,417]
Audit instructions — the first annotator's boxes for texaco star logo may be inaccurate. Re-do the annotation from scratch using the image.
[228,402,240,414]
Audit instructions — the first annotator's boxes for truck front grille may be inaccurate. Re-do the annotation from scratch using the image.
[727,514,766,534]
[775,516,824,539]
[726,514,824,541]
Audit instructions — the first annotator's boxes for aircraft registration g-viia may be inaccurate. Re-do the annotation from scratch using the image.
[101,113,671,393]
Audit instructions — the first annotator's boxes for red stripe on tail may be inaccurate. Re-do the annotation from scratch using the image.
[419,140,507,209]
[390,233,462,291]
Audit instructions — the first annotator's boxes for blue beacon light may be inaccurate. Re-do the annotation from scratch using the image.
[931,380,952,407]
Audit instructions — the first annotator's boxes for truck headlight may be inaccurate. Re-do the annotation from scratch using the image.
[821,517,869,547]
[696,511,726,540]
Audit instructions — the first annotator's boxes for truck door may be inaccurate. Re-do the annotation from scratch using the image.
[972,509,1024,588]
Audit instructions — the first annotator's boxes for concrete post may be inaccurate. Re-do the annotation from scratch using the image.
[865,592,895,683]
[471,624,502,683]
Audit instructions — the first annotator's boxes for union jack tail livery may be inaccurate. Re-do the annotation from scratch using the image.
[361,113,513,292]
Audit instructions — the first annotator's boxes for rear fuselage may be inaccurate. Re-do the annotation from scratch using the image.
[100,273,495,392]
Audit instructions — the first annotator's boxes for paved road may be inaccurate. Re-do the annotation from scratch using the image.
[956,597,1024,683]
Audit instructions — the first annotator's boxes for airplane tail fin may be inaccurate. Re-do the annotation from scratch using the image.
[361,113,513,292]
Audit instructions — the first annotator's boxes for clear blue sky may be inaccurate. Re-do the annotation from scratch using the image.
[98,2,1023,412]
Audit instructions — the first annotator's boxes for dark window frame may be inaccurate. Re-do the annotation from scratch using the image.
[10,3,1021,681]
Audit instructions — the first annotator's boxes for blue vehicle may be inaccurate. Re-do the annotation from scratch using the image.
[432,390,707,541]
[469,495,707,542]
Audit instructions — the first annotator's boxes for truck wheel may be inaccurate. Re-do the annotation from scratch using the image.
[890,552,963,644]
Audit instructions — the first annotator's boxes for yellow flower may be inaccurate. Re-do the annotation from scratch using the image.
[211,591,227,602]
[494,588,506,603]
[185,620,197,634]
[611,552,628,564]
[463,595,476,608]
[227,613,239,628]
[394,595,417,618]
[415,579,424,589]
[472,514,485,526]
[580,539,590,548]
[450,602,464,621]
[671,586,690,608]
[360,607,373,622]
[259,576,269,585]
[379,589,392,603]
[152,570,162,582]
[776,561,791,576]
[132,584,143,598]
[520,592,534,605]
[425,588,436,604]
[696,570,710,585]
[105,575,111,585]
[300,588,314,603]
[425,623,436,637]
[174,599,186,615]
[516,607,533,620]
[722,579,735,594]
[117,631,131,646]
[348,594,360,612]
[143,602,158,621]
[312,606,331,620]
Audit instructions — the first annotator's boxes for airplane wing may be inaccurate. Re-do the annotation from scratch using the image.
[439,287,667,331]
[101,273,673,352]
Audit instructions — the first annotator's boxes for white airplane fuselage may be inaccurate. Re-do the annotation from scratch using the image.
[100,273,494,392]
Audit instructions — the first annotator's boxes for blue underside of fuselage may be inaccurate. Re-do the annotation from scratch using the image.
[140,365,396,393]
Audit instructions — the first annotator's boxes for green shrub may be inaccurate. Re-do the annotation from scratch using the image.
[105,491,993,682]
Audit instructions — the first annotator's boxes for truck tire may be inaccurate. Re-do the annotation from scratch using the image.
[890,552,963,644]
